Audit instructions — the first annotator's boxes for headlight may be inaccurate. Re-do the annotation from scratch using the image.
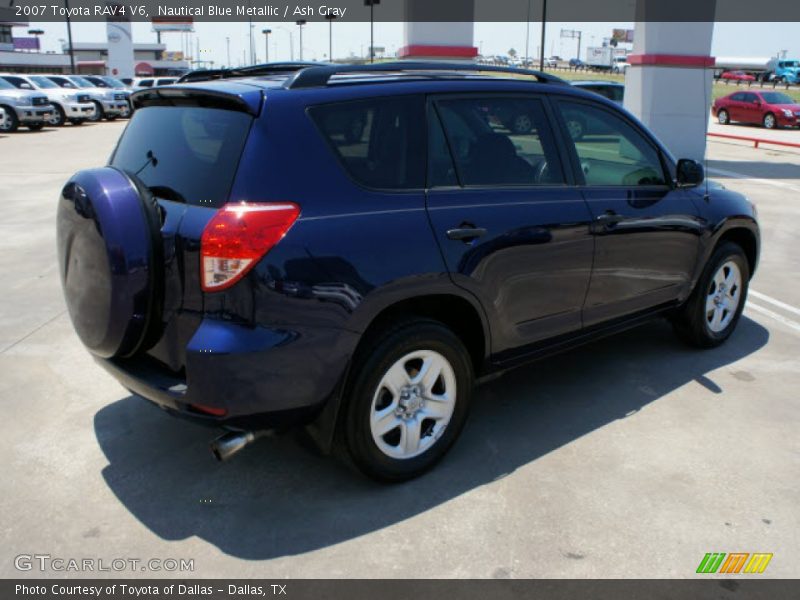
[67,94,79,102]
[782,109,793,117]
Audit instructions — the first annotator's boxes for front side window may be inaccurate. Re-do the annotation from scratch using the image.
[309,95,425,190]
[432,95,565,186]
[557,100,667,187]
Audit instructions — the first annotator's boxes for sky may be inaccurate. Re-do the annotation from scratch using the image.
[14,21,800,67]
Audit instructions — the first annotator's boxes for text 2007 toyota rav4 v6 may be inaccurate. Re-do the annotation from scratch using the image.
[57,63,759,481]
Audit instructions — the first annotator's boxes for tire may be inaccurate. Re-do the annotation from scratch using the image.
[672,242,750,348]
[0,105,19,132]
[27,123,45,131]
[89,100,104,122]
[565,116,586,141]
[343,318,473,482]
[511,112,533,134]
[717,109,729,125]
[763,113,776,129]
[48,104,66,127]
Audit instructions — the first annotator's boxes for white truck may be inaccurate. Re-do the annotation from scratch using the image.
[585,46,628,72]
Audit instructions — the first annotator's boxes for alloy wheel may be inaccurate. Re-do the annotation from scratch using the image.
[705,260,742,333]
[369,350,457,460]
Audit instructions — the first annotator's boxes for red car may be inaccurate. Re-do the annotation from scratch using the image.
[712,90,800,129]
[720,70,756,81]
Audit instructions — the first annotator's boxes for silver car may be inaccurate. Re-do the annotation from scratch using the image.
[0,77,52,132]
[0,74,96,126]
[44,74,128,122]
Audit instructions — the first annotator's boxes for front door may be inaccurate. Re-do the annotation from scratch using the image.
[553,98,705,326]
[425,94,594,357]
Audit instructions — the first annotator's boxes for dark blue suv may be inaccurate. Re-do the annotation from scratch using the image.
[57,62,759,481]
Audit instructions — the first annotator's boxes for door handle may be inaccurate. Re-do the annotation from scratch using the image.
[446,227,488,242]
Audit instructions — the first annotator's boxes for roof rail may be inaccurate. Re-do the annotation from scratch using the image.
[283,61,567,89]
[176,62,331,84]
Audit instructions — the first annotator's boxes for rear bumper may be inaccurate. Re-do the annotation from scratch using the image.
[97,317,359,427]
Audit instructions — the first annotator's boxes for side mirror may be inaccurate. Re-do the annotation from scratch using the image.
[676,159,704,188]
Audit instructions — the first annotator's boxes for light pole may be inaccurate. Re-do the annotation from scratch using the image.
[275,26,294,61]
[262,29,271,63]
[364,0,380,63]
[524,0,531,65]
[325,14,336,62]
[63,0,76,73]
[226,36,231,68]
[538,0,547,71]
[295,20,306,61]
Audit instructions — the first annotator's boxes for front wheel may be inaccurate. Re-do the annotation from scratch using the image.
[344,319,473,482]
[0,106,19,132]
[88,101,104,122]
[48,104,66,127]
[717,109,729,125]
[672,242,750,348]
[763,113,776,129]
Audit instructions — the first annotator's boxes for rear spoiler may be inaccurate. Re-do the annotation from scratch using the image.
[130,86,262,116]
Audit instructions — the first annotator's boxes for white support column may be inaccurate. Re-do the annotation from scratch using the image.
[624,22,715,162]
[401,0,476,61]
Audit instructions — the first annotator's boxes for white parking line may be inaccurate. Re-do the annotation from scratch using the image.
[746,302,800,334]
[750,290,800,318]
[707,167,800,193]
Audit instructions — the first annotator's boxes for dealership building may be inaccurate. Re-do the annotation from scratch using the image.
[0,17,189,76]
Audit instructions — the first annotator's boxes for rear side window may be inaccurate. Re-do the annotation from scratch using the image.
[110,106,252,207]
[309,95,425,190]
[432,95,565,187]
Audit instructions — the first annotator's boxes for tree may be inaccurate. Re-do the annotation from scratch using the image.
[508,48,518,58]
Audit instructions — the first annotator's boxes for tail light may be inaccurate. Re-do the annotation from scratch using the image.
[200,202,300,292]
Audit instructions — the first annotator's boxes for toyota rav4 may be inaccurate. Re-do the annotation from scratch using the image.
[57,62,760,481]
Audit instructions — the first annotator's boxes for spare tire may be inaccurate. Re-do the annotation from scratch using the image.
[56,167,163,358]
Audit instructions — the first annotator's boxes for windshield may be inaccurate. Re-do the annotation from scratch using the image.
[156,78,177,86]
[103,77,126,88]
[48,77,77,89]
[28,76,59,89]
[70,76,95,87]
[86,77,109,87]
[761,92,795,104]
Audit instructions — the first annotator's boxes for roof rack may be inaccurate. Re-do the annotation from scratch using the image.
[283,61,567,89]
[176,62,329,84]
[176,61,567,87]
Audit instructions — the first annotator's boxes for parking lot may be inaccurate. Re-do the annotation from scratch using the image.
[1,119,798,579]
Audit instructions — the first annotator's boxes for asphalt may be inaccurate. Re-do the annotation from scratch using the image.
[0,120,798,579]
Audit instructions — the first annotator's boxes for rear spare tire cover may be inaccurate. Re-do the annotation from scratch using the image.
[56,167,162,358]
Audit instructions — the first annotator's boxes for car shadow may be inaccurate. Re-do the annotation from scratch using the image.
[708,159,800,180]
[94,317,769,560]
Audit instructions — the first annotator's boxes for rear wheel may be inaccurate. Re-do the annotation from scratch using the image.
[672,242,750,348]
[0,106,19,132]
[763,113,776,129]
[718,109,729,125]
[343,319,473,482]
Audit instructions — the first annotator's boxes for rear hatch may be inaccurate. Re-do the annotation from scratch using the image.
[107,84,261,371]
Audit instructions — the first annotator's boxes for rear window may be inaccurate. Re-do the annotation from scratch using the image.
[110,106,252,207]
[309,95,425,190]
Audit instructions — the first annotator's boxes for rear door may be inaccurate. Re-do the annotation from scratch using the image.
[727,92,746,121]
[553,97,703,326]
[425,93,594,358]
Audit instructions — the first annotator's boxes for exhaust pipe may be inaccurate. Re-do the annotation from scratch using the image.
[210,430,271,462]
